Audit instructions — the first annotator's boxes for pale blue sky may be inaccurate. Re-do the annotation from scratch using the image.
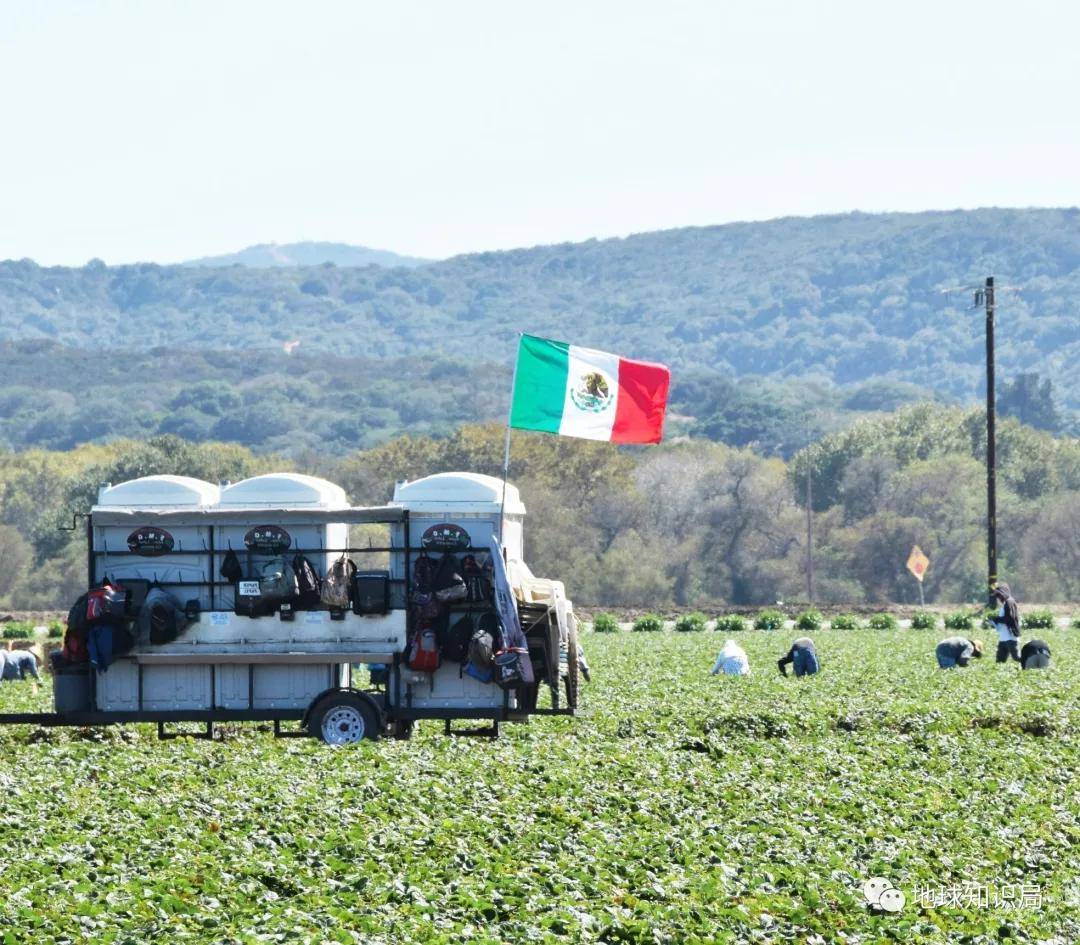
[2,0,1079,265]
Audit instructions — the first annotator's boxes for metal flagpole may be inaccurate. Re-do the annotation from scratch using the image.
[499,334,523,541]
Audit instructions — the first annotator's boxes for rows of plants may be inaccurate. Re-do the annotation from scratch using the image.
[591,608,1076,634]
[0,621,64,641]
[0,628,1077,942]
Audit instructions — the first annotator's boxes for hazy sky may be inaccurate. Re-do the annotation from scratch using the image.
[2,0,1079,266]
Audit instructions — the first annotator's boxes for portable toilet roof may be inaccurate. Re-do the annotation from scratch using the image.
[95,475,220,509]
[392,472,525,516]
[218,473,348,509]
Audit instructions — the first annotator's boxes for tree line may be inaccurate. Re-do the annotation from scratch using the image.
[0,403,1075,611]
[0,339,1071,458]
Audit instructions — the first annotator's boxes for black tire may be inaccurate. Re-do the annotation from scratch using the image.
[390,719,414,741]
[564,617,579,711]
[310,692,379,746]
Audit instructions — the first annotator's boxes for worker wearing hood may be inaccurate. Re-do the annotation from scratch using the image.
[992,582,1021,664]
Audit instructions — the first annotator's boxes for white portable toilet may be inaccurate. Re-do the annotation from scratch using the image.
[216,474,350,586]
[213,474,351,713]
[92,475,220,713]
[391,472,525,563]
[389,473,526,713]
[93,475,220,609]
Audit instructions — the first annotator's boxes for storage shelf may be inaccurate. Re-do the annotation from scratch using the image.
[132,651,397,665]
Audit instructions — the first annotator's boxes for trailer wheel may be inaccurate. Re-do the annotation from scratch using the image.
[564,618,580,711]
[310,693,378,746]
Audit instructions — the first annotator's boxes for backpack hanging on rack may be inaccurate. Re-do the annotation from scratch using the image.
[443,612,474,663]
[259,557,298,611]
[62,593,91,664]
[85,582,127,625]
[412,553,438,594]
[292,554,322,608]
[321,554,356,609]
[220,548,243,584]
[407,622,440,673]
[461,554,491,603]
[411,591,443,622]
[138,588,189,645]
[464,617,497,683]
[432,553,467,603]
[494,647,528,690]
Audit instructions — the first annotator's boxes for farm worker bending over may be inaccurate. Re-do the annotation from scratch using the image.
[0,648,40,681]
[1020,639,1051,670]
[935,637,984,668]
[991,582,1022,663]
[711,639,750,676]
[778,637,818,677]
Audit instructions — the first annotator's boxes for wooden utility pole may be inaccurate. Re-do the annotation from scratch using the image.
[983,276,997,607]
[805,419,814,604]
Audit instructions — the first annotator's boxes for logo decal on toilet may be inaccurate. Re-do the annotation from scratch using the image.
[421,523,471,551]
[127,527,175,557]
[244,525,292,554]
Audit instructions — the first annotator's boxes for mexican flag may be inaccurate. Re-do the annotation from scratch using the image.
[509,334,670,444]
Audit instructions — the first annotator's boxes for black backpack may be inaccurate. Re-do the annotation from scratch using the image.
[432,553,467,603]
[292,555,322,607]
[413,554,438,594]
[443,613,474,663]
[461,555,491,603]
[220,549,243,583]
[67,593,88,638]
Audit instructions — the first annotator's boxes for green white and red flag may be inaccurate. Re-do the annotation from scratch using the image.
[509,334,670,444]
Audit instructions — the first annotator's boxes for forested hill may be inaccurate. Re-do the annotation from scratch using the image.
[183,241,429,269]
[2,207,1079,408]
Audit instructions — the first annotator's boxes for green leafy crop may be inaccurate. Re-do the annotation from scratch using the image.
[674,612,707,633]
[715,614,749,634]
[0,622,34,640]
[631,613,665,633]
[754,609,785,631]
[1,626,1078,943]
[910,611,938,630]
[1023,608,1055,630]
[944,610,976,631]
[591,612,619,634]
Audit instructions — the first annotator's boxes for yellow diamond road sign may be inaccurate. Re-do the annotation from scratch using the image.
[907,546,929,582]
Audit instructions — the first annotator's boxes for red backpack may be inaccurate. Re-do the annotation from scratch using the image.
[407,623,440,673]
[86,583,127,624]
[62,624,90,664]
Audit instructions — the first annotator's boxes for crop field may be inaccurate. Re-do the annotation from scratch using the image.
[1,627,1078,944]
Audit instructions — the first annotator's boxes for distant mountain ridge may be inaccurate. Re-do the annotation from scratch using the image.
[1,208,1078,410]
[184,241,429,269]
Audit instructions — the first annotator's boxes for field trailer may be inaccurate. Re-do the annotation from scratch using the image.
[0,471,579,744]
